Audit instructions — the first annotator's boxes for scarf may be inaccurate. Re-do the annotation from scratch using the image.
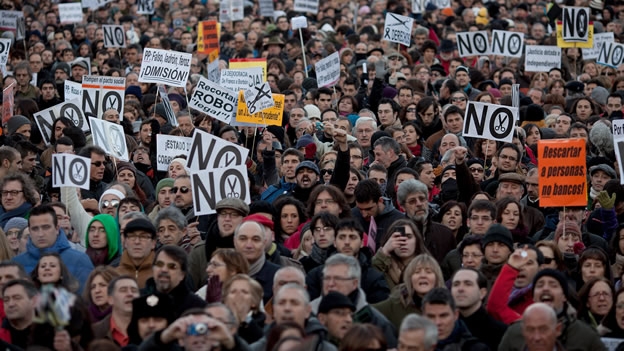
[462,83,473,95]
[590,186,600,200]
[388,258,405,286]
[508,284,532,306]
[248,253,266,277]
[86,247,109,266]
[0,202,32,228]
[88,303,111,323]
[309,244,329,265]
[408,144,422,157]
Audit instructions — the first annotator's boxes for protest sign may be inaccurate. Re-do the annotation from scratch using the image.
[602,338,623,351]
[315,52,341,88]
[294,0,319,13]
[197,21,219,55]
[138,48,192,87]
[229,59,267,83]
[525,46,561,72]
[59,3,83,24]
[186,129,249,171]
[207,60,220,83]
[82,75,126,120]
[613,120,624,185]
[81,0,114,9]
[15,17,25,41]
[157,86,178,127]
[231,0,244,20]
[597,42,624,68]
[556,21,593,48]
[412,0,424,14]
[156,134,192,171]
[291,16,308,30]
[463,101,518,143]
[191,164,250,215]
[236,93,284,126]
[0,38,11,66]
[34,99,89,145]
[136,0,154,14]
[562,7,590,42]
[490,30,524,58]
[457,31,490,57]
[52,154,91,190]
[89,117,129,161]
[383,13,413,47]
[219,67,262,93]
[189,77,238,123]
[0,11,22,31]
[583,32,613,60]
[2,82,13,125]
[244,83,274,115]
[103,25,126,48]
[64,81,82,101]
[538,139,587,207]
[220,0,232,22]
[259,0,275,18]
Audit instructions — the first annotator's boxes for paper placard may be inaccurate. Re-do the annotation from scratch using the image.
[315,52,341,88]
[157,86,178,127]
[538,139,587,207]
[64,81,82,101]
[235,93,284,126]
[463,101,518,143]
[597,42,624,68]
[81,0,114,9]
[0,39,11,66]
[244,82,274,115]
[207,60,220,83]
[562,7,590,42]
[156,135,192,171]
[613,120,624,185]
[189,77,238,123]
[52,154,91,190]
[34,99,89,145]
[219,67,262,93]
[556,21,593,48]
[0,11,22,31]
[138,48,192,87]
[197,21,219,55]
[190,164,250,215]
[89,117,129,161]
[525,45,561,72]
[583,32,613,60]
[2,82,13,125]
[294,0,319,13]
[259,0,275,18]
[383,13,413,47]
[291,16,308,30]
[136,0,155,14]
[186,128,249,171]
[490,30,524,58]
[81,75,126,120]
[229,58,267,83]
[103,25,126,48]
[457,31,491,57]
[601,338,623,351]
[59,3,83,24]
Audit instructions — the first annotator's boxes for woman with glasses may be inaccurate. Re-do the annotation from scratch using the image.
[399,103,418,124]
[197,248,249,302]
[85,214,120,266]
[602,288,624,338]
[578,277,614,332]
[536,240,565,271]
[299,212,339,273]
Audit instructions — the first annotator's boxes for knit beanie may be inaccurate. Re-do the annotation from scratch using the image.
[532,268,569,301]
[6,115,31,135]
[482,223,514,251]
[156,178,175,195]
[554,220,582,243]
[116,161,137,178]
[98,189,126,212]
[3,217,28,233]
[265,125,285,144]
[86,214,120,261]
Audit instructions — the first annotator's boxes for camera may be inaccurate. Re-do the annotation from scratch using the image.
[187,323,209,336]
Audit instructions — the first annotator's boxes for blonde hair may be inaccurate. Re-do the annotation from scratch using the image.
[403,254,445,301]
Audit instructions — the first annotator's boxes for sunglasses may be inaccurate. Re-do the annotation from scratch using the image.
[92,161,107,167]
[102,200,120,208]
[452,97,467,102]
[171,186,190,194]
[543,257,554,265]
[321,169,334,176]
[469,167,484,173]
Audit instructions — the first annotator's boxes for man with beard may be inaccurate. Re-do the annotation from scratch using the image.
[397,179,455,262]
[93,276,140,347]
[292,161,322,203]
[142,245,206,319]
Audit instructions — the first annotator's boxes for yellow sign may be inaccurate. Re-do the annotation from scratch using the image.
[236,93,284,126]
[230,58,267,82]
[197,21,220,58]
[556,21,594,48]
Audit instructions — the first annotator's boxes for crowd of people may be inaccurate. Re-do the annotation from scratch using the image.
[1,0,624,350]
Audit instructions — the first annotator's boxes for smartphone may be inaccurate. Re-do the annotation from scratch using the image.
[315,121,324,131]
[397,226,406,237]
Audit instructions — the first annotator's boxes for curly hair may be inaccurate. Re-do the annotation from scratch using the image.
[0,172,39,206]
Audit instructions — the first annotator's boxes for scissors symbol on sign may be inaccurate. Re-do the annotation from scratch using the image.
[389,14,410,30]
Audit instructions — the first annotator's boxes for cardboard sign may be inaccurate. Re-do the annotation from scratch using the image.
[207,60,220,83]
[189,76,238,123]
[156,134,192,171]
[244,82,274,115]
[463,101,518,143]
[191,164,250,215]
[186,128,249,171]
[157,86,178,127]
[2,82,13,125]
[538,139,587,207]
[89,117,129,161]
[103,25,126,48]
[457,31,490,57]
[0,39,11,66]
[138,48,192,87]
[229,59,267,83]
[82,75,126,120]
[562,7,590,42]
[315,52,341,88]
[59,3,83,24]
[219,67,262,93]
[556,21,593,48]
[294,0,319,13]
[383,13,413,47]
[52,154,91,190]
[0,11,22,31]
[583,32,614,60]
[259,0,275,18]
[291,16,308,30]
[597,42,624,68]
[64,81,82,102]
[236,93,284,126]
[525,45,561,72]
[136,0,155,14]
[34,99,89,145]
[197,21,219,55]
[490,30,524,58]
[613,120,624,185]
[81,0,114,9]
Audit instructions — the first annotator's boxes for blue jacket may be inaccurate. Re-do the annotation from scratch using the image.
[260,177,296,203]
[13,229,94,292]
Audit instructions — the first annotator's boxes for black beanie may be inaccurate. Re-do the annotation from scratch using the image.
[482,224,514,252]
[532,269,569,301]
[524,104,545,122]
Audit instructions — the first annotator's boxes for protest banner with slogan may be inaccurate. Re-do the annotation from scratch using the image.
[229,59,267,83]
[136,0,155,14]
[52,154,91,190]
[602,338,622,351]
[0,38,11,66]
[231,0,244,20]
[490,30,524,58]
[103,25,126,48]
[191,164,250,215]
[64,81,82,101]
[259,0,275,18]
[197,21,219,55]
[59,3,83,24]
[294,0,319,13]
[2,82,13,125]
[186,129,249,171]
[34,99,89,145]
[562,7,590,42]
[315,52,341,88]
[613,120,624,185]
[291,16,308,30]
[236,93,284,126]
[525,46,561,72]
[156,135,192,171]
[244,83,274,115]
[138,48,192,87]
[89,117,129,161]
[81,0,114,9]
[220,67,262,93]
[457,31,490,57]
[583,32,613,60]
[82,75,126,120]
[463,101,518,143]
[0,11,22,32]
[597,42,624,68]
[189,76,238,123]
[157,86,178,127]
[383,13,413,47]
[538,139,587,207]
[556,21,593,48]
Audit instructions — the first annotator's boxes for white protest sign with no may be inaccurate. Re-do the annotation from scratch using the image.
[525,45,561,72]
[245,82,274,115]
[315,52,341,88]
[186,129,249,171]
[463,101,518,143]
[59,3,83,24]
[34,99,89,145]
[562,7,590,42]
[189,76,238,123]
[583,32,613,60]
[612,120,624,185]
[82,75,126,120]
[52,154,91,190]
[294,0,319,13]
[0,39,11,66]
[383,13,413,47]
[457,31,490,57]
[191,164,250,215]
[103,25,126,48]
[156,134,192,171]
[64,81,82,101]
[89,117,129,161]
[139,48,192,87]
[136,0,155,14]
[597,42,624,68]
[490,30,523,58]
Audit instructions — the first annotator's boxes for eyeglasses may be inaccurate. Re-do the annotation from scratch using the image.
[91,161,107,167]
[207,261,226,268]
[543,257,554,265]
[321,169,334,176]
[462,253,483,259]
[407,108,417,113]
[601,72,616,76]
[171,186,190,194]
[469,167,484,173]
[125,233,153,241]
[469,216,492,222]
[5,230,20,237]
[322,275,354,282]
[154,261,179,270]
[1,190,23,197]
[313,226,333,233]
[452,97,467,102]
[101,200,120,208]
[589,291,611,299]
[218,211,242,218]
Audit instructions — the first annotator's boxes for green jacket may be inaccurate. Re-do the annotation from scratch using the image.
[372,284,421,330]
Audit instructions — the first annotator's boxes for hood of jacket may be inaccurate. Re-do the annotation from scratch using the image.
[25,228,72,257]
